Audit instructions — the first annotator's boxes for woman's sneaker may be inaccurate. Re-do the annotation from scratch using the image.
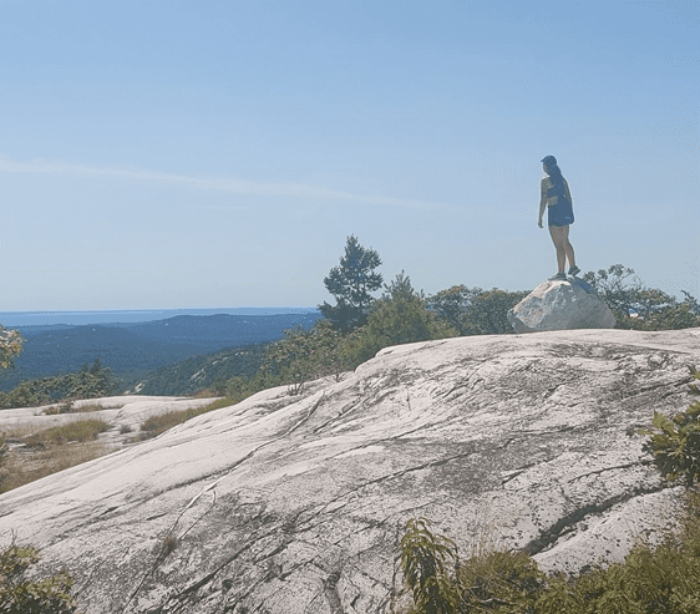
[568,266,581,277]
[548,272,567,281]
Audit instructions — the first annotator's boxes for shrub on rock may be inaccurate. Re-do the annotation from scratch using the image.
[583,264,700,330]
[642,370,700,487]
[0,543,78,614]
[429,285,528,335]
[396,492,700,614]
[346,272,457,366]
[396,370,700,613]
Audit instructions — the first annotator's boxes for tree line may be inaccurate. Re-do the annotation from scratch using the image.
[219,236,700,401]
[1,235,699,406]
[0,359,117,410]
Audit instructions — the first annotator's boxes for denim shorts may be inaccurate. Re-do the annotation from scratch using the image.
[548,202,575,227]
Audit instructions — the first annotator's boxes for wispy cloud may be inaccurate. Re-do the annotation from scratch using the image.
[0,156,450,211]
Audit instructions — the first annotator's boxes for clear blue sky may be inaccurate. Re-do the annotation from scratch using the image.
[1,0,697,311]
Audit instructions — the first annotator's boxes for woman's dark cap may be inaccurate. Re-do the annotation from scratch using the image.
[541,155,557,168]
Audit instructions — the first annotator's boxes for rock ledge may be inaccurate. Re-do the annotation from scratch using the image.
[1,328,699,614]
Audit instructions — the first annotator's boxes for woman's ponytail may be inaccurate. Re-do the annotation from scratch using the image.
[547,164,566,192]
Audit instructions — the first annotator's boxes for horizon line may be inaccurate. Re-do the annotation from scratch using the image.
[0,306,320,314]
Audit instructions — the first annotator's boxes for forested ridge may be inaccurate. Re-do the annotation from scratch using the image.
[0,313,320,393]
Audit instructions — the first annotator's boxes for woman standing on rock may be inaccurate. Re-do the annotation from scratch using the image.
[538,155,580,281]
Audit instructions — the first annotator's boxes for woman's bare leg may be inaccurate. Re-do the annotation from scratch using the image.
[561,225,576,269]
[549,226,567,273]
[549,225,577,272]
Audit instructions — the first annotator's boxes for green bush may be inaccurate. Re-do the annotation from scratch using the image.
[0,543,78,613]
[642,370,700,487]
[262,319,349,395]
[223,375,252,400]
[346,272,457,366]
[0,360,117,409]
[428,285,528,335]
[457,550,544,612]
[534,576,584,614]
[395,493,700,613]
[0,326,24,370]
[398,517,459,614]
[583,264,700,330]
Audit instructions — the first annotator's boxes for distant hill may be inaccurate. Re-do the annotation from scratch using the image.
[114,314,320,348]
[132,345,267,396]
[0,307,319,327]
[0,313,321,391]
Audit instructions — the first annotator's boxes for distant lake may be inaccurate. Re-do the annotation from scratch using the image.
[0,307,320,327]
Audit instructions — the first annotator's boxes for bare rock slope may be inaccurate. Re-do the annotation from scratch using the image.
[2,328,700,614]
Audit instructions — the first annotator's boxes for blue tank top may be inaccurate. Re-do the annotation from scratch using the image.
[547,180,570,206]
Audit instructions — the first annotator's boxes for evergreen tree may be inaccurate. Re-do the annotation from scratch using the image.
[0,325,23,370]
[318,235,383,332]
[345,272,457,365]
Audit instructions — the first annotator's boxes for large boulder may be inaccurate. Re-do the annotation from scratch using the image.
[1,328,699,614]
[508,278,616,333]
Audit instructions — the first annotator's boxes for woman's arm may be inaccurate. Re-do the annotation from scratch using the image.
[538,179,547,227]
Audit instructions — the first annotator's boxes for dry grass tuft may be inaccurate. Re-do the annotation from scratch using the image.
[0,398,237,493]
[162,533,178,558]
[43,401,106,415]
[0,423,43,440]
[24,419,111,448]
[0,418,113,493]
[0,441,108,493]
[200,397,237,412]
[140,398,236,437]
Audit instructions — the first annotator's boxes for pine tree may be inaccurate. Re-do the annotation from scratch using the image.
[318,235,383,332]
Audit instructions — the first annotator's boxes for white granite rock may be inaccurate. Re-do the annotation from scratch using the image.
[507,279,616,333]
[1,328,699,613]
